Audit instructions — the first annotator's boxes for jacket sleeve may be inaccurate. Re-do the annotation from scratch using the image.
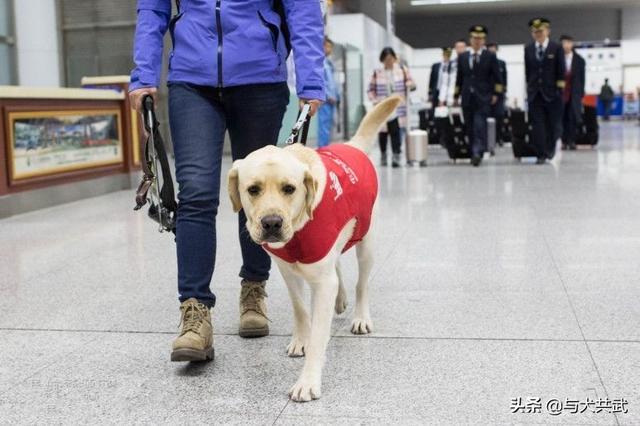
[555,44,566,90]
[502,61,508,93]
[129,0,171,91]
[403,66,416,91]
[454,57,463,98]
[324,60,339,102]
[491,54,503,96]
[367,70,377,102]
[524,47,530,89]
[428,64,438,98]
[578,56,586,97]
[283,0,326,101]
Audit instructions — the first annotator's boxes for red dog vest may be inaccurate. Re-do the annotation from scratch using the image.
[263,144,378,264]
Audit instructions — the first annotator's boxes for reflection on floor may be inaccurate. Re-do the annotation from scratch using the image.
[1,121,638,424]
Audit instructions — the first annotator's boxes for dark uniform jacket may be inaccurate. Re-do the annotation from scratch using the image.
[428,62,441,103]
[495,59,507,98]
[525,40,566,102]
[455,50,503,108]
[564,52,586,118]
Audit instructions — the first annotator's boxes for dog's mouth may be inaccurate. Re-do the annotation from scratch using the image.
[262,234,282,243]
[254,230,292,246]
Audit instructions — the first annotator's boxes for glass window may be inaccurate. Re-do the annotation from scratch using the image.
[0,44,11,84]
[0,0,9,36]
[0,0,15,85]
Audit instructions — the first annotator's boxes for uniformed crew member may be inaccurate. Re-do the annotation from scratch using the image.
[429,47,455,107]
[487,42,507,147]
[525,18,565,163]
[454,25,504,167]
[452,39,467,91]
[560,35,586,150]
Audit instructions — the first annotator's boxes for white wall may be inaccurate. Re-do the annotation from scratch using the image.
[328,13,414,101]
[621,6,640,93]
[14,0,61,86]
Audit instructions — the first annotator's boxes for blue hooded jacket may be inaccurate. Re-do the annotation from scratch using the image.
[130,0,325,101]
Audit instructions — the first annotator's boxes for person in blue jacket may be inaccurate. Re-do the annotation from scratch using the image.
[317,37,340,147]
[129,0,325,362]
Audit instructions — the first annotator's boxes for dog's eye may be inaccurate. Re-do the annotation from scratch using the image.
[282,184,296,195]
[247,185,261,196]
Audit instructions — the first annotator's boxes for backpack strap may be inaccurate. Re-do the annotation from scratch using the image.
[273,0,292,57]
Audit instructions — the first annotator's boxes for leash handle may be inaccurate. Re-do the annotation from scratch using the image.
[286,103,311,145]
[142,95,155,133]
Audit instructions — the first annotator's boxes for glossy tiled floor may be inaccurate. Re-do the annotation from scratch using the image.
[1,121,639,425]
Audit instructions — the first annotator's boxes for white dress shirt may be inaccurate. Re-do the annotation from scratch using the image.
[436,60,456,104]
[469,47,486,69]
[536,38,550,59]
[565,52,573,73]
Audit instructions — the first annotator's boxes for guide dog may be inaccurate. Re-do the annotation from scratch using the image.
[227,96,401,402]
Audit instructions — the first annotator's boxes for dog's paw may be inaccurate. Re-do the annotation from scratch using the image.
[286,336,307,357]
[351,317,373,334]
[289,378,321,402]
[334,294,348,315]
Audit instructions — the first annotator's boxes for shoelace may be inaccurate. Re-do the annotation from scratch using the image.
[240,285,271,321]
[179,302,208,334]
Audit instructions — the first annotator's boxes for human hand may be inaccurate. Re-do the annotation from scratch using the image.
[300,99,323,116]
[129,87,158,113]
[491,95,498,105]
[327,97,337,106]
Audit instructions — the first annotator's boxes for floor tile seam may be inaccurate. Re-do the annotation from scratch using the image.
[539,229,620,426]
[3,327,639,345]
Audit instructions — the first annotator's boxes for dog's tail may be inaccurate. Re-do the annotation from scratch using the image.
[348,95,403,153]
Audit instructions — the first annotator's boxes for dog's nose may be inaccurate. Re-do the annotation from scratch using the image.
[261,215,283,231]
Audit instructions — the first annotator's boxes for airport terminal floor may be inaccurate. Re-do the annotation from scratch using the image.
[0,121,638,424]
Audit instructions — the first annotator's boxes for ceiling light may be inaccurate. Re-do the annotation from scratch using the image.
[411,0,511,5]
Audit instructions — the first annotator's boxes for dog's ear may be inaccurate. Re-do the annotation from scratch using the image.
[303,170,317,220]
[227,162,242,213]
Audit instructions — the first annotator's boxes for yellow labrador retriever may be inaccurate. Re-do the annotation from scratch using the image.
[227,96,401,402]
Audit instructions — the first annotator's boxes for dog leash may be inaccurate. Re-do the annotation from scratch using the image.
[285,103,311,145]
[133,95,177,234]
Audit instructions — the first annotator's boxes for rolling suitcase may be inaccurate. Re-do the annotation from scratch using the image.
[437,109,471,162]
[510,109,538,159]
[426,108,440,144]
[501,110,512,143]
[418,109,428,131]
[576,106,599,146]
[406,129,428,167]
[486,117,496,156]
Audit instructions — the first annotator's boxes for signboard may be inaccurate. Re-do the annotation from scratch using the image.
[8,109,123,181]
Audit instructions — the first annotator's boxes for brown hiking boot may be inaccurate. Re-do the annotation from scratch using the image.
[171,298,214,362]
[239,280,270,338]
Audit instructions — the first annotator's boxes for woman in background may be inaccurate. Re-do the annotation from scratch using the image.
[368,47,415,167]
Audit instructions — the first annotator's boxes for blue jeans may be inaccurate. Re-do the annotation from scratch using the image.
[168,82,290,307]
[317,103,334,147]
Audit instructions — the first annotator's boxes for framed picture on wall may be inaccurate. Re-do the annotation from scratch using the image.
[7,109,124,181]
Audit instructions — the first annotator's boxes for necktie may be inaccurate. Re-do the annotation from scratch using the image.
[472,53,479,68]
[537,44,544,61]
